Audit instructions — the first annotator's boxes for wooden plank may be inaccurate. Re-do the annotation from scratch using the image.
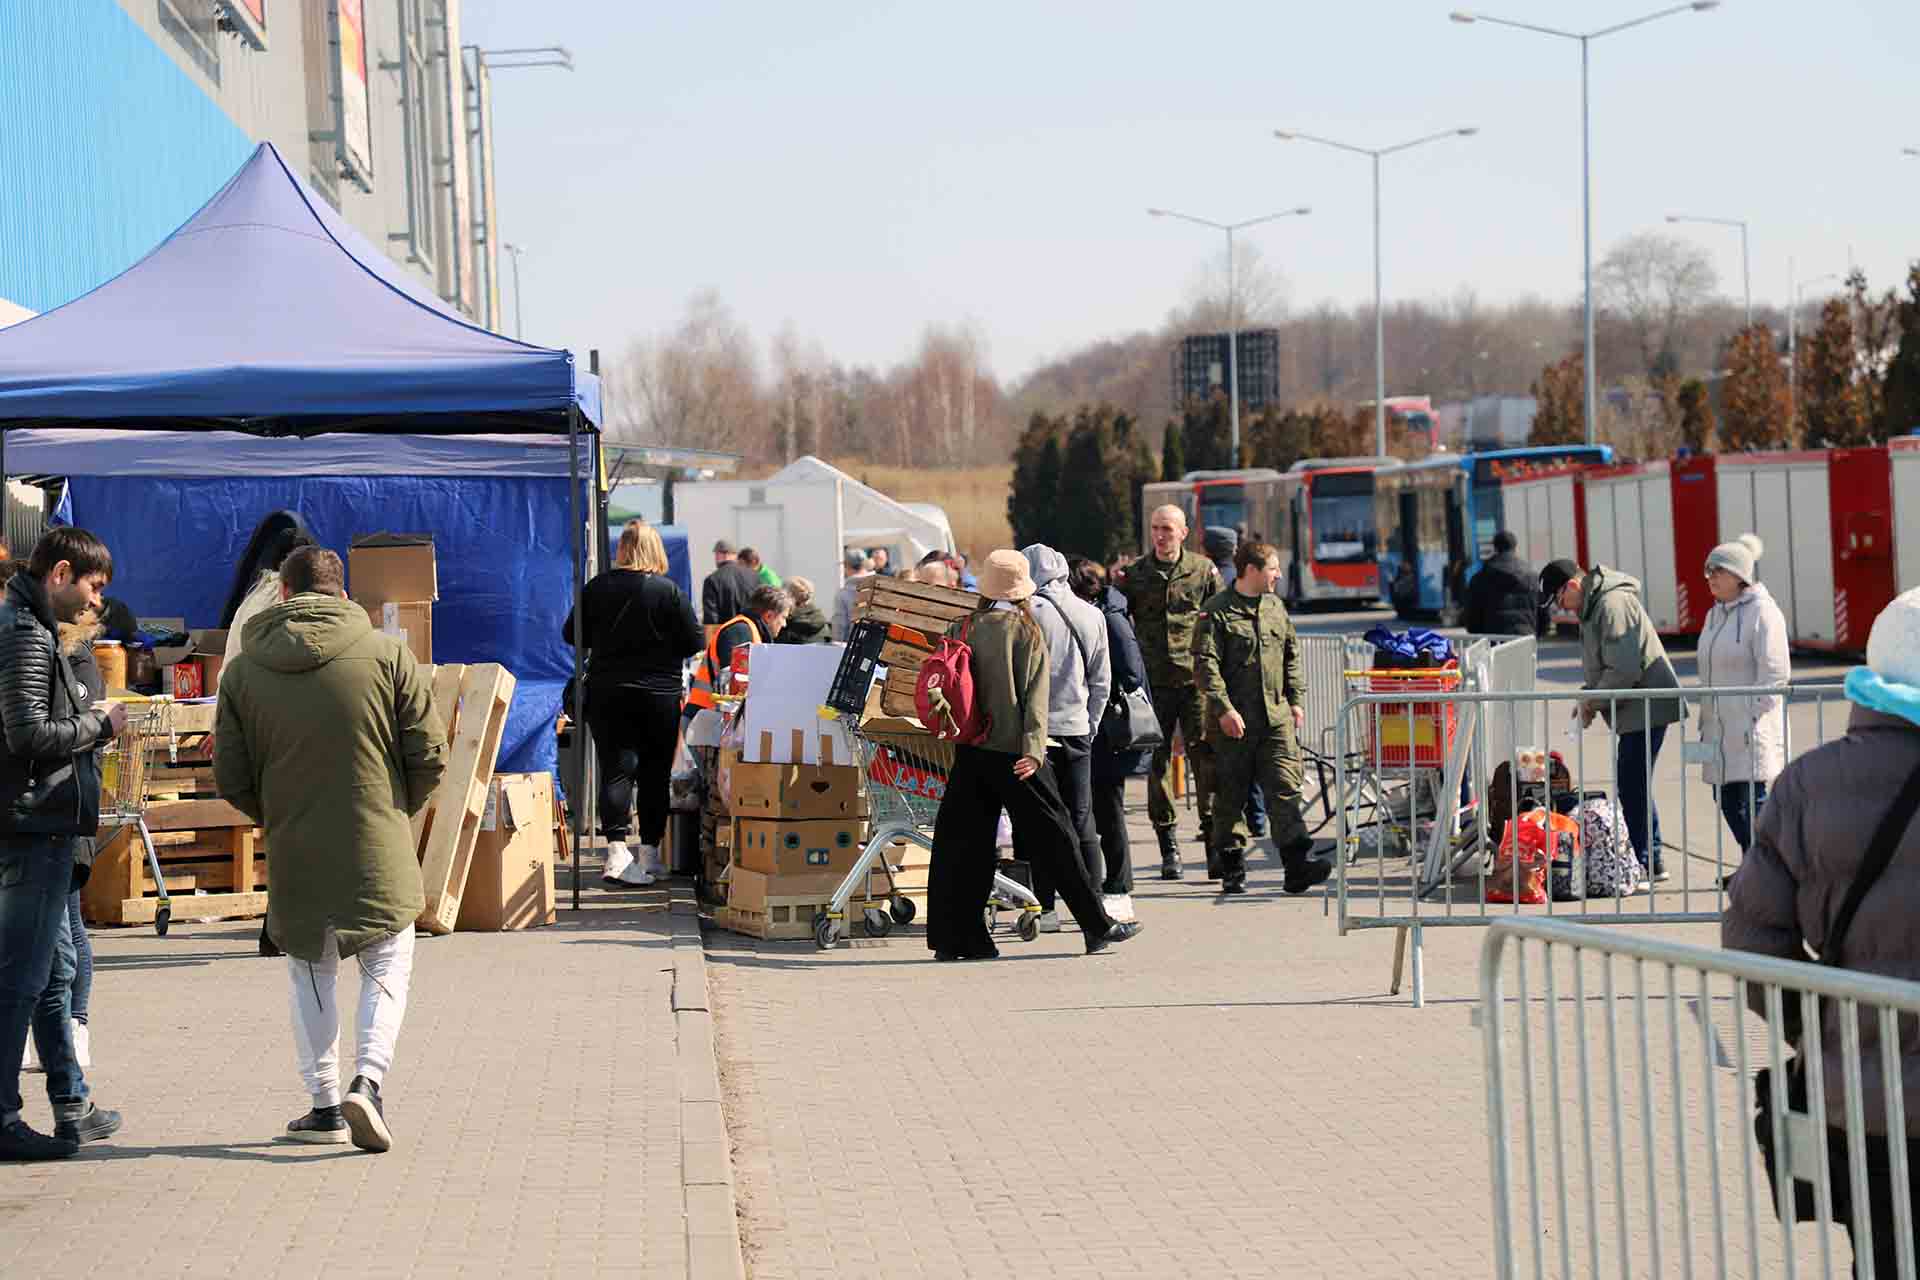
[855,603,959,637]
[878,640,932,672]
[417,663,516,935]
[140,797,255,833]
[411,662,468,854]
[101,890,269,927]
[856,576,980,613]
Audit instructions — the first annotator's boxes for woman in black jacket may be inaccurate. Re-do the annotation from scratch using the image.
[564,522,705,886]
[1071,559,1151,907]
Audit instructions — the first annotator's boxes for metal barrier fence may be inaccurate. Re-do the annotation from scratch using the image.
[1333,680,1851,1006]
[1483,916,1920,1279]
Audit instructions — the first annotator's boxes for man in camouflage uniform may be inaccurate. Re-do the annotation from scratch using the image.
[1192,540,1333,897]
[1123,504,1222,880]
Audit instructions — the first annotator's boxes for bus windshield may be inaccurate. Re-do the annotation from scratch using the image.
[1308,473,1375,563]
[1197,485,1245,534]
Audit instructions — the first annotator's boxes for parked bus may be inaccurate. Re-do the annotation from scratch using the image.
[1375,445,1614,620]
[1139,469,1282,554]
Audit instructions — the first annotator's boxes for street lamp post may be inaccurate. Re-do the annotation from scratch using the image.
[1274,126,1477,458]
[1667,214,1751,326]
[466,45,574,333]
[1148,206,1312,463]
[1452,3,1721,447]
[501,241,526,339]
[1787,258,1842,422]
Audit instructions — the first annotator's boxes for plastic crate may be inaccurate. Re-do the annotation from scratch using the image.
[1364,667,1461,769]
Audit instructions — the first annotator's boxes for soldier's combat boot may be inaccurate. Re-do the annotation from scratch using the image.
[1280,835,1333,896]
[1156,828,1183,880]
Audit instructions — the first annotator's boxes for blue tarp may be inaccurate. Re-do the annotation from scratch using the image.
[0,143,598,430]
[63,474,581,776]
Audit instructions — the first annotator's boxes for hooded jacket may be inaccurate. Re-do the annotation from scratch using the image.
[1021,545,1111,740]
[1464,550,1539,637]
[1202,527,1238,580]
[1092,585,1150,781]
[1697,582,1791,786]
[777,602,831,645]
[1724,703,1920,1138]
[1578,567,1683,735]
[215,593,447,961]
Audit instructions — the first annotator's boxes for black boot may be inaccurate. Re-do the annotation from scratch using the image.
[52,1102,122,1145]
[1280,836,1333,895]
[1156,828,1182,880]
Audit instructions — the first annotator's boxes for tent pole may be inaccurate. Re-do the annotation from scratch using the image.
[585,350,603,879]
[569,404,585,912]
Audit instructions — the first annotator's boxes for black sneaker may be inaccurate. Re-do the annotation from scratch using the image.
[1085,920,1143,955]
[1220,878,1247,896]
[284,1104,349,1145]
[52,1102,121,1145]
[1283,855,1335,896]
[0,1118,78,1161]
[342,1076,392,1153]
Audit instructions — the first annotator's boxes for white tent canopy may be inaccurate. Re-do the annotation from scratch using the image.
[767,456,955,559]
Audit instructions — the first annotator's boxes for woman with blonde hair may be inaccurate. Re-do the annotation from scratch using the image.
[923,551,1142,961]
[564,520,704,885]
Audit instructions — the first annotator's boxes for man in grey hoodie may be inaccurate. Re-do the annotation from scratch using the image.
[1541,560,1684,881]
[1018,545,1112,924]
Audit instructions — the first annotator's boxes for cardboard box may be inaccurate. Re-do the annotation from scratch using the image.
[349,533,438,606]
[729,760,867,820]
[734,817,866,878]
[154,627,227,671]
[737,644,854,766]
[362,600,432,665]
[721,867,887,940]
[456,773,558,931]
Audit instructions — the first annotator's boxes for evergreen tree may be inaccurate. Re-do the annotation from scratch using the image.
[1160,419,1185,483]
[1007,411,1066,547]
[1181,395,1234,472]
[1720,324,1793,450]
[1053,407,1134,560]
[1884,264,1920,438]
[1801,298,1870,447]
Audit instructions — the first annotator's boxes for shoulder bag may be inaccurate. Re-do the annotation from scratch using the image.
[1753,762,1920,1222]
[1061,603,1162,753]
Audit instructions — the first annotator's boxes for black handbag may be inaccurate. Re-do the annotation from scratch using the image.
[1754,764,1920,1221]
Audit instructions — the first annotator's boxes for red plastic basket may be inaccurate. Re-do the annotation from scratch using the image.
[1363,667,1461,769]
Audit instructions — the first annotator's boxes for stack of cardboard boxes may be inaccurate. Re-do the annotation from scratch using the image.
[348,533,435,664]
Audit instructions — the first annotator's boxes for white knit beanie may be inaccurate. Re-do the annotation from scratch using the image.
[1868,587,1920,688]
[1705,533,1764,586]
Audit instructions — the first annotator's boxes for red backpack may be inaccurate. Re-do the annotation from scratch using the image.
[914,617,989,744]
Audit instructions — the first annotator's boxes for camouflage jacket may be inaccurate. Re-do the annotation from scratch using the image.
[1121,550,1219,688]
[1192,587,1304,738]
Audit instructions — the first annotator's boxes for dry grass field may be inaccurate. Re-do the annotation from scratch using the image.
[826,458,1012,558]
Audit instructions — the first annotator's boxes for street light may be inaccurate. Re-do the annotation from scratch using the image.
[501,241,526,339]
[1274,126,1478,457]
[1667,214,1750,326]
[1452,2,1722,446]
[466,44,575,332]
[1787,260,1842,422]
[1148,206,1313,462]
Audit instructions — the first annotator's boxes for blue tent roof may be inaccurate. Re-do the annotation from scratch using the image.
[0,143,598,433]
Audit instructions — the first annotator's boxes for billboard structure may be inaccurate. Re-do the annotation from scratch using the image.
[215,0,268,51]
[327,0,373,192]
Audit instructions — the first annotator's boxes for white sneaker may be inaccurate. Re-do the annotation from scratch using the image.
[1036,910,1061,934]
[602,841,635,885]
[21,1034,38,1074]
[1103,894,1136,923]
[70,1021,89,1070]
[616,857,656,886]
[638,843,665,878]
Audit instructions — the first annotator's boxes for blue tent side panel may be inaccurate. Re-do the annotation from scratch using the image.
[66,474,578,774]
[604,523,692,599]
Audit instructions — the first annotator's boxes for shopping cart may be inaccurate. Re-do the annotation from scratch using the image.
[1337,666,1483,893]
[98,698,178,936]
[810,720,1042,949]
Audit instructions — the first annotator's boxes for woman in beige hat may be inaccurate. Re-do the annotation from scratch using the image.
[924,551,1143,960]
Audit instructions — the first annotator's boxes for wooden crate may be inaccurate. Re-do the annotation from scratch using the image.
[416,663,517,935]
[83,797,268,927]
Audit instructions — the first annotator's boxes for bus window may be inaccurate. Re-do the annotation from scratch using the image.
[1472,483,1502,559]
[1197,484,1246,536]
[1307,473,1375,563]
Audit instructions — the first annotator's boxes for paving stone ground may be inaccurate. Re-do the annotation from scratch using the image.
[1,880,689,1280]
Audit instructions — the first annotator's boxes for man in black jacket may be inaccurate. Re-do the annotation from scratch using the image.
[0,529,126,1160]
[1464,531,1541,637]
[701,540,760,627]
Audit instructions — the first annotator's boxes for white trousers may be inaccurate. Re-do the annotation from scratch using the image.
[287,925,415,1108]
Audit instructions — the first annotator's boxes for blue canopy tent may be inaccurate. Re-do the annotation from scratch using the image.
[0,142,604,906]
[606,522,692,599]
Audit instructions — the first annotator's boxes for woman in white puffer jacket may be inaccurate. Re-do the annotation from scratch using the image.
[1696,534,1791,852]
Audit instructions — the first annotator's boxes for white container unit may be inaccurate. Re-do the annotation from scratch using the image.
[1716,452,1835,645]
[1892,437,1920,594]
[1583,464,1682,634]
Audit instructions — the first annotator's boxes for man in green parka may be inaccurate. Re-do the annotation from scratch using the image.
[215,547,446,1153]
[1192,541,1332,898]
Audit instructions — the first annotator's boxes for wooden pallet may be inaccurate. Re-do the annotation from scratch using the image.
[416,663,516,935]
[83,796,268,926]
[411,663,468,851]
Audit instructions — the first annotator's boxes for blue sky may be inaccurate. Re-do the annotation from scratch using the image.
[463,0,1920,382]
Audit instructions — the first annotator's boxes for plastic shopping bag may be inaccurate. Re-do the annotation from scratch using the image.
[1487,808,1574,905]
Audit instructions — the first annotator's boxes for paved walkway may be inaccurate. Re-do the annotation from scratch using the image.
[3,875,713,1280]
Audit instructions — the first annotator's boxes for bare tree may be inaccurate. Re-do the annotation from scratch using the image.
[1594,232,1720,380]
[1180,240,1290,331]
[608,290,764,454]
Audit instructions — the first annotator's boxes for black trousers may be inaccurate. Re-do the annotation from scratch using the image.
[1090,769,1132,895]
[927,745,1113,957]
[1016,735,1102,911]
[585,683,683,845]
